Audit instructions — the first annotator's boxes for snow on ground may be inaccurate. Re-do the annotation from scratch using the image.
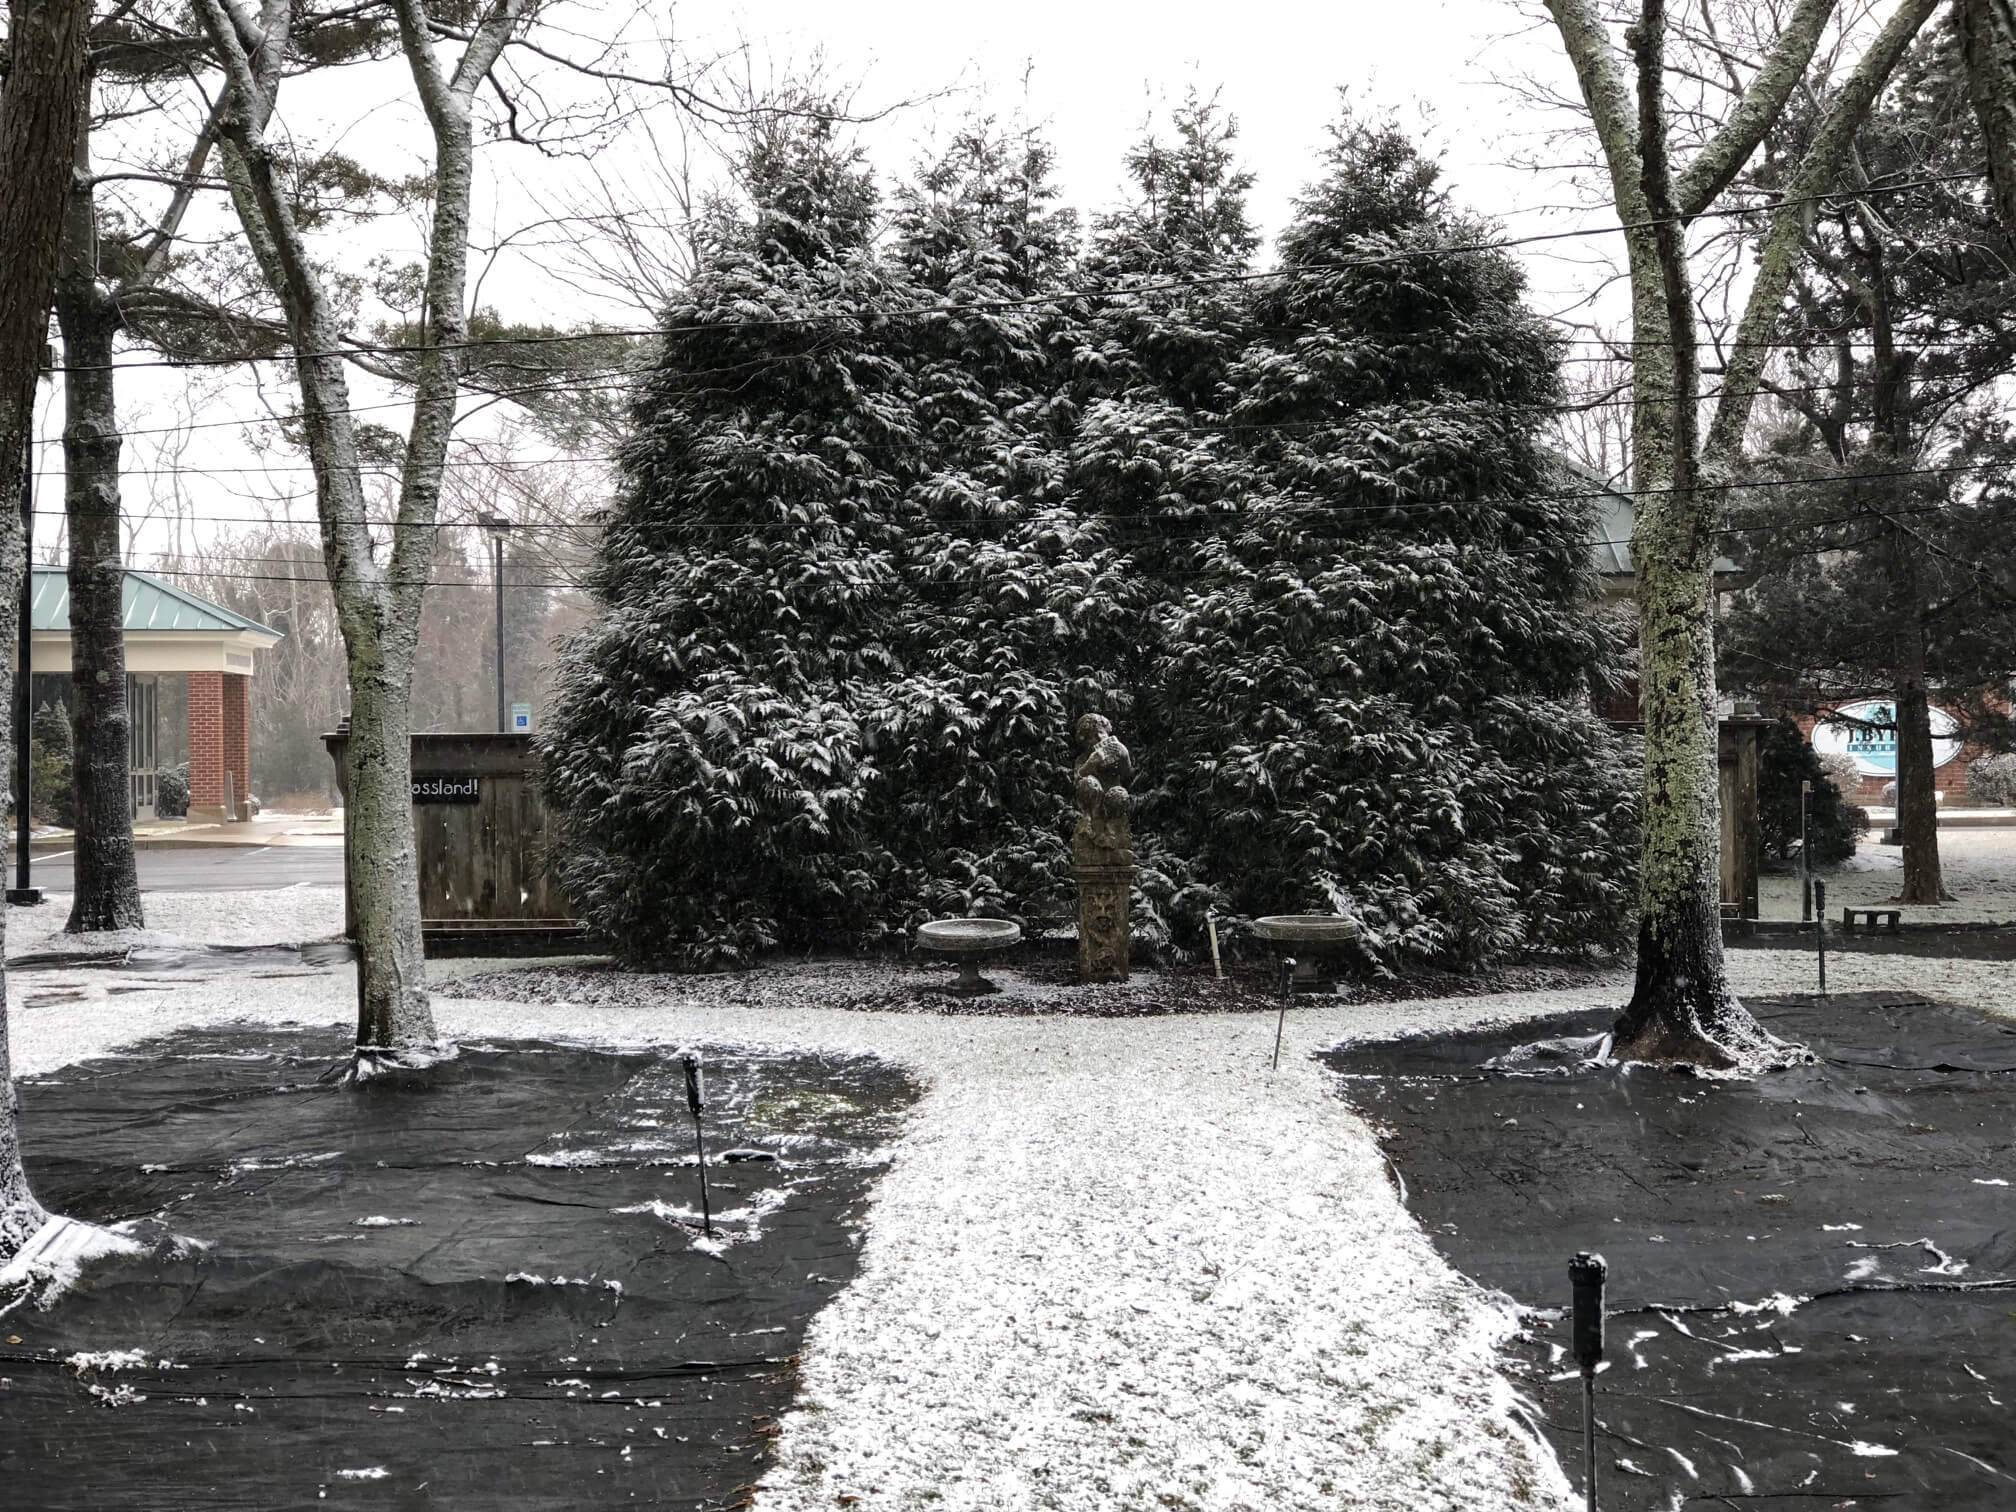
[1760,827,2016,924]
[4,886,342,957]
[8,891,2014,1511]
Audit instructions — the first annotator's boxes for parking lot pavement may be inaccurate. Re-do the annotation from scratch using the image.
[18,845,344,893]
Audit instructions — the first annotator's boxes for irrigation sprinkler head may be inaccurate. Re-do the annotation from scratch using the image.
[1568,1251,1607,1371]
[683,1055,705,1118]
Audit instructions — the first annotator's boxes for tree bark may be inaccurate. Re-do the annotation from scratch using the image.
[1890,537,1946,904]
[0,0,92,1257]
[54,110,144,934]
[1547,0,1937,1066]
[1959,0,2016,235]
[1609,0,1779,1068]
[198,0,525,1062]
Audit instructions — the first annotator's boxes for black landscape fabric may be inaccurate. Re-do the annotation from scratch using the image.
[1328,993,2016,1510]
[1,1027,916,1510]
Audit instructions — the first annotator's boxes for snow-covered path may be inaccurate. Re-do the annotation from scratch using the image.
[10,893,2014,1511]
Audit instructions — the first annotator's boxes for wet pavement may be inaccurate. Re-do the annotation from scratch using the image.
[2,1027,917,1510]
[1328,993,2016,1509]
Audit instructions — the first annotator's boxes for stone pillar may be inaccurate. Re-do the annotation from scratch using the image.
[1074,856,1134,983]
[188,670,225,815]
[222,672,251,816]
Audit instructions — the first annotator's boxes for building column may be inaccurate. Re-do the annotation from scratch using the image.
[188,671,224,816]
[222,672,250,816]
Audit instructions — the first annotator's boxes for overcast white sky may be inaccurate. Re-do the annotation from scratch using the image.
[53,0,1629,568]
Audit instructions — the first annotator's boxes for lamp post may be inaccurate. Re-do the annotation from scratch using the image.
[476,513,509,733]
[10,433,39,904]
[10,363,49,906]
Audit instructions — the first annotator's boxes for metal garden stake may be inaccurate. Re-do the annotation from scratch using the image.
[1271,958,1296,1071]
[1569,1250,1607,1512]
[682,1054,713,1238]
[1813,879,1828,995]
[1800,778,1813,923]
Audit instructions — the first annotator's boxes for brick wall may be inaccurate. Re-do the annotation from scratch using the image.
[189,671,223,811]
[222,673,250,813]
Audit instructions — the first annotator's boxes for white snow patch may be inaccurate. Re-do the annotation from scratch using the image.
[65,1348,152,1373]
[1849,1441,1900,1458]
[353,1216,419,1228]
[1974,1178,2010,1187]
[333,1467,390,1481]
[0,1217,146,1312]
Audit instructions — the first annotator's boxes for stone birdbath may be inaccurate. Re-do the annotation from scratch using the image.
[915,918,1023,994]
[1249,915,1362,992]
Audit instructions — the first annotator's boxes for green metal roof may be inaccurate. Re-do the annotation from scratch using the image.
[30,567,282,639]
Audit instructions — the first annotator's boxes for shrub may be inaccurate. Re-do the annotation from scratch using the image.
[28,701,73,829]
[155,761,190,819]
[1816,749,1862,800]
[1967,753,2016,807]
[1758,716,1867,865]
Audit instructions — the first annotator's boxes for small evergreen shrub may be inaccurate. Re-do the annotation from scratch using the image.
[1758,716,1867,864]
[156,761,190,819]
[1966,753,2016,806]
[29,701,73,829]
[1816,750,1862,799]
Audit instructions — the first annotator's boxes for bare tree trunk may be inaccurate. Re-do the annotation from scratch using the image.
[1609,0,1776,1067]
[1959,0,2016,234]
[345,617,430,1047]
[54,112,144,933]
[1891,538,1946,904]
[1547,0,1937,1066]
[0,0,91,1257]
[198,0,526,1064]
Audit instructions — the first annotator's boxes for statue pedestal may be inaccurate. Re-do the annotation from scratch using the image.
[1074,855,1134,984]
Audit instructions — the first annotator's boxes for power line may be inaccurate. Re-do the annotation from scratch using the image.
[42,171,1994,377]
[45,456,2016,540]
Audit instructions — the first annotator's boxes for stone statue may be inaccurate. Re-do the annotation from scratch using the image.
[1072,714,1134,982]
[1073,714,1134,860]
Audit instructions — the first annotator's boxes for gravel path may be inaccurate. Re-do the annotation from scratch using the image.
[10,896,2013,1512]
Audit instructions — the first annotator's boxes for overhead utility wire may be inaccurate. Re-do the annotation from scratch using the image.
[66,463,1997,547]
[40,171,1992,376]
[74,501,1957,592]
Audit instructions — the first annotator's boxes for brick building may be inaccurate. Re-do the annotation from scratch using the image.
[27,568,282,820]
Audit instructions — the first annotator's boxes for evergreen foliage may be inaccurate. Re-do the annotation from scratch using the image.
[1757,716,1869,865]
[29,701,74,828]
[1967,753,2016,806]
[542,104,1638,972]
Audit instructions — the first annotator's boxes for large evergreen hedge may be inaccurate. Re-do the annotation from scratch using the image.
[541,105,1639,972]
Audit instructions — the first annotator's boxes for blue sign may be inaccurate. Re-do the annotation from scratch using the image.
[1812,699,1961,777]
[510,701,533,733]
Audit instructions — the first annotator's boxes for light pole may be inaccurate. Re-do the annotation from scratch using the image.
[476,513,509,733]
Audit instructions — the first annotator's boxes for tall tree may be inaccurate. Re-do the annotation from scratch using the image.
[542,109,928,965]
[1958,0,2016,230]
[1724,23,2016,905]
[0,0,91,1258]
[198,0,526,1064]
[1544,0,1940,1065]
[1148,114,1637,966]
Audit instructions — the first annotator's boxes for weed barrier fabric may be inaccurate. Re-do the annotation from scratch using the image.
[1326,993,2016,1509]
[0,1027,916,1510]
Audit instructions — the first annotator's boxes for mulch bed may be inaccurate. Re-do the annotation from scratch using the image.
[2,1027,916,1510]
[1327,992,2016,1509]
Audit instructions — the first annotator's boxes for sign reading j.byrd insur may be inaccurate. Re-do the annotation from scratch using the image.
[1811,699,1962,778]
[412,772,481,804]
